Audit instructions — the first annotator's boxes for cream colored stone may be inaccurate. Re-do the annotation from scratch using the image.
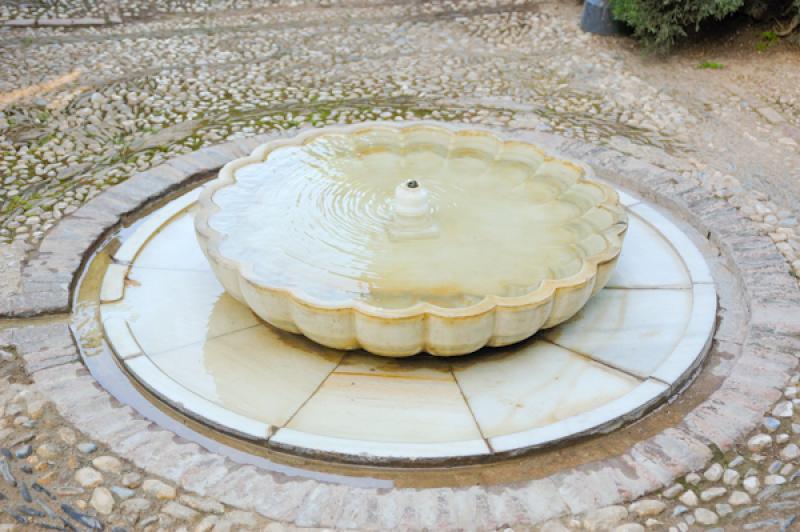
[90,487,114,514]
[75,467,103,489]
[781,443,800,461]
[728,491,751,506]
[629,499,666,517]
[36,443,60,460]
[583,506,628,531]
[694,508,718,526]
[679,490,698,507]
[700,487,726,502]
[121,472,142,488]
[747,434,772,452]
[723,468,740,485]
[193,515,219,532]
[92,455,122,474]
[703,463,723,482]
[743,476,760,494]
[162,501,197,520]
[142,479,176,499]
[613,525,644,532]
[179,494,224,514]
[57,427,77,445]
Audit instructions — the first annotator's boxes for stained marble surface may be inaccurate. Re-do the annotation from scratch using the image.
[102,317,142,359]
[126,356,270,440]
[99,187,717,459]
[114,188,202,265]
[488,378,669,452]
[132,209,210,271]
[271,428,490,458]
[102,268,258,355]
[652,283,717,385]
[148,326,343,426]
[287,354,484,444]
[100,263,128,303]
[544,288,693,378]
[630,203,713,284]
[606,214,690,288]
[452,342,640,438]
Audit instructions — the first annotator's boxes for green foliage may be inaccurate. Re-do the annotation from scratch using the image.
[611,0,744,51]
[756,29,778,50]
[761,29,779,41]
[697,60,725,69]
[611,0,800,51]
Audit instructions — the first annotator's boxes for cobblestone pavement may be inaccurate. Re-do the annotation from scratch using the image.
[1,1,800,530]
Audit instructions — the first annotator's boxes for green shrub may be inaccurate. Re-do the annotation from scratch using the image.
[611,0,800,51]
[610,0,743,51]
[756,29,778,50]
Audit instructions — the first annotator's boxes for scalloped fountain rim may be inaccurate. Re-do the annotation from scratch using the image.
[194,122,628,324]
[195,122,627,318]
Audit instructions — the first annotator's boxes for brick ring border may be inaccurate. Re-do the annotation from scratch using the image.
[4,124,799,528]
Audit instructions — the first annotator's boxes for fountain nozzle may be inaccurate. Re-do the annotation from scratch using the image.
[388,179,439,241]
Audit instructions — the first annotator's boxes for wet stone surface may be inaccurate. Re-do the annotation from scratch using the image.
[0,347,276,530]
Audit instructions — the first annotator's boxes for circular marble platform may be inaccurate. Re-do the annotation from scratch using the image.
[97,182,716,463]
[19,129,795,528]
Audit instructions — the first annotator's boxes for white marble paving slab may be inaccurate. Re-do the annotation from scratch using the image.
[102,317,142,359]
[286,353,485,444]
[651,283,717,385]
[100,263,128,303]
[148,326,343,427]
[133,210,211,272]
[489,379,669,453]
[270,428,490,459]
[631,203,713,284]
[544,288,692,378]
[121,267,259,355]
[452,342,640,438]
[125,356,269,441]
[616,188,640,207]
[114,187,201,264]
[607,212,690,288]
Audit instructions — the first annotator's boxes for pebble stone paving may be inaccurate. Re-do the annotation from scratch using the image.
[1,0,800,530]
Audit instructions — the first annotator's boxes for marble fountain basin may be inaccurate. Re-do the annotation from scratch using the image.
[98,176,715,461]
[194,123,628,356]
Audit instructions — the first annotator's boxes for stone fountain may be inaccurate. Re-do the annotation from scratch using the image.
[194,123,628,356]
[95,121,715,461]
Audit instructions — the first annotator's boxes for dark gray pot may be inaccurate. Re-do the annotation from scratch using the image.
[580,0,622,35]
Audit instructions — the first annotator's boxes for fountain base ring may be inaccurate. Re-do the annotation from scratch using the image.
[98,182,715,463]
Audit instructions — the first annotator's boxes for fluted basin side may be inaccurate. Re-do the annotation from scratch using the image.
[195,122,628,356]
